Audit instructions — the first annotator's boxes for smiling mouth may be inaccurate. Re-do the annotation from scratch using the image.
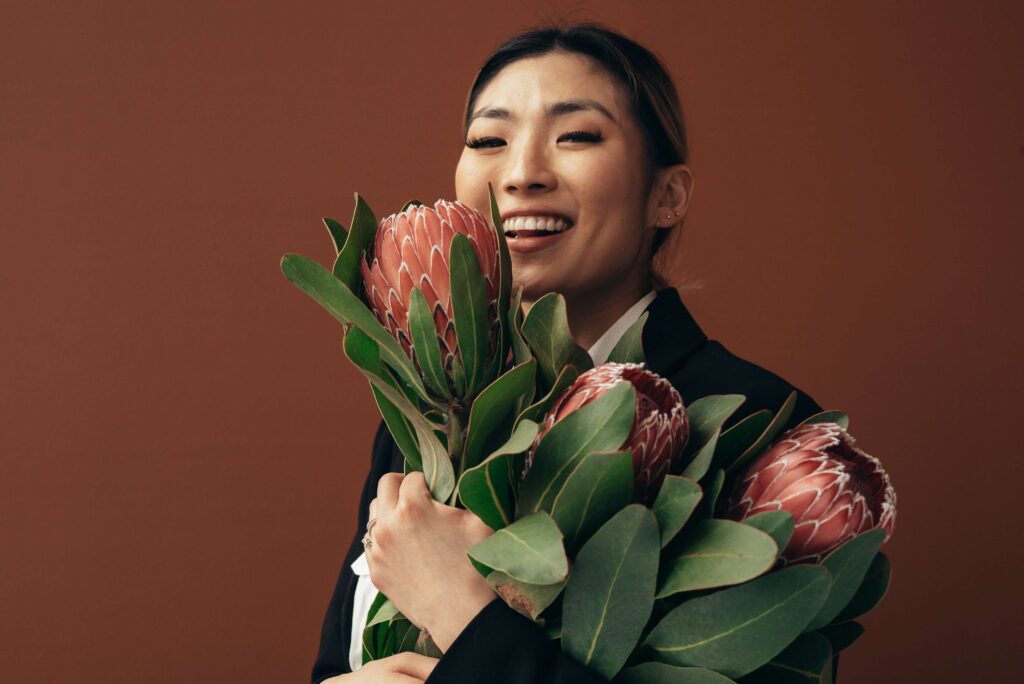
[501,216,574,238]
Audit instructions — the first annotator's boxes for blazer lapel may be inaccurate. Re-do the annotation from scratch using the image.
[642,287,708,377]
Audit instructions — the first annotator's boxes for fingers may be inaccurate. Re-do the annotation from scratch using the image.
[377,472,403,512]
[388,651,440,679]
[399,470,433,503]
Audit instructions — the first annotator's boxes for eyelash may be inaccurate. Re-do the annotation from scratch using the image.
[465,130,603,149]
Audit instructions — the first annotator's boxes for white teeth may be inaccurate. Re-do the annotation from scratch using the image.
[501,215,572,236]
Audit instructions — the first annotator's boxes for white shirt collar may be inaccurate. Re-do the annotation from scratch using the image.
[586,290,657,366]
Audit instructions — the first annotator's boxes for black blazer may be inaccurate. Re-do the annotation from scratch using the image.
[312,288,828,683]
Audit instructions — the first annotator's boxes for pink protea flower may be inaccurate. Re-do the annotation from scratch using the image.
[529,362,689,505]
[360,200,500,391]
[727,422,897,564]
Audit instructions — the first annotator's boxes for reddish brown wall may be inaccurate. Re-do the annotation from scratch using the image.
[2,2,1021,681]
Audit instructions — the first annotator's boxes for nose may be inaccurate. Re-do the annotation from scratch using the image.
[503,135,556,194]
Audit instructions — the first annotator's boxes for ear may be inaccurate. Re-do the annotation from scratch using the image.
[647,164,694,229]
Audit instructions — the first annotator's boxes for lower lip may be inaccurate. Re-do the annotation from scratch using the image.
[505,226,575,253]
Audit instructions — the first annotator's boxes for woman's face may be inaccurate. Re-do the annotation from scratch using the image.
[455,51,659,304]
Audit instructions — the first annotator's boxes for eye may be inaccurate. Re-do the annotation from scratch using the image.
[558,130,603,143]
[465,136,505,149]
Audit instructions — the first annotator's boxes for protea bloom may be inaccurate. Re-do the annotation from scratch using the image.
[360,199,500,393]
[530,362,689,504]
[726,422,897,564]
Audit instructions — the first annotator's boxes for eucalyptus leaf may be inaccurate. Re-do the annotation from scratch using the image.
[616,663,737,684]
[726,392,797,476]
[804,530,886,632]
[323,216,347,254]
[516,363,580,425]
[487,570,565,621]
[521,292,593,392]
[682,395,746,461]
[798,411,850,430]
[657,519,777,598]
[280,252,428,401]
[817,620,864,653]
[834,551,891,622]
[488,183,513,369]
[607,311,648,364]
[449,233,492,397]
[408,288,452,400]
[563,505,659,680]
[696,469,725,519]
[549,450,634,554]
[462,360,536,472]
[459,420,539,530]
[643,565,831,678]
[520,382,636,515]
[742,510,795,557]
[681,428,720,482]
[739,632,834,684]
[467,511,568,585]
[342,327,423,472]
[332,192,378,292]
[508,285,532,366]
[652,475,703,547]
[711,410,773,475]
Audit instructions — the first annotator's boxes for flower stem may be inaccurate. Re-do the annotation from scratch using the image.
[446,403,466,507]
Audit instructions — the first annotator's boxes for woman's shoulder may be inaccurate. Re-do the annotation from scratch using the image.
[671,338,822,430]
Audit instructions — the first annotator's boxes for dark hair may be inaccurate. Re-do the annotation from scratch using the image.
[462,23,689,257]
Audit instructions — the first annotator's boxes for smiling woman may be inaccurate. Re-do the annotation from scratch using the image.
[312,22,826,684]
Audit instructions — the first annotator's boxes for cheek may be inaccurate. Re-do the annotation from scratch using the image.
[455,156,488,210]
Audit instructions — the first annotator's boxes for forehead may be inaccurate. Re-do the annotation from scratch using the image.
[471,51,630,121]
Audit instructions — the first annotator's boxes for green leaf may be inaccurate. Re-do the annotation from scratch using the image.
[725,392,797,476]
[607,311,648,364]
[563,505,660,680]
[323,217,347,254]
[549,450,634,555]
[449,233,492,398]
[681,428,720,482]
[516,363,580,424]
[798,411,849,430]
[519,382,636,515]
[804,530,886,632]
[643,565,832,678]
[656,519,778,598]
[834,551,891,622]
[409,417,455,504]
[281,252,429,402]
[696,468,725,519]
[407,288,452,400]
[652,475,703,548]
[817,620,864,653]
[616,663,737,684]
[520,292,593,392]
[467,511,568,585]
[460,420,539,530]
[711,410,773,475]
[463,360,536,472]
[488,183,513,331]
[508,285,532,366]
[486,570,565,621]
[400,199,423,211]
[679,395,745,481]
[740,632,834,684]
[342,327,422,471]
[742,511,795,557]
[332,192,377,291]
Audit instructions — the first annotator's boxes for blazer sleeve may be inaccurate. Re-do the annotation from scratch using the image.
[312,420,396,683]
[426,597,606,683]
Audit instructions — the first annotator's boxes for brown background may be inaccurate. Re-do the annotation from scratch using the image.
[2,1,1022,682]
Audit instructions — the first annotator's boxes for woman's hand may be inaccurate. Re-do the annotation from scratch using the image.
[365,471,498,652]
[321,652,439,682]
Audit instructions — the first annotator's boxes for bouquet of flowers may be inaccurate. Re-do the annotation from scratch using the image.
[281,190,897,683]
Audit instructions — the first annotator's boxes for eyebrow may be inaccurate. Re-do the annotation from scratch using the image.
[469,99,618,125]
